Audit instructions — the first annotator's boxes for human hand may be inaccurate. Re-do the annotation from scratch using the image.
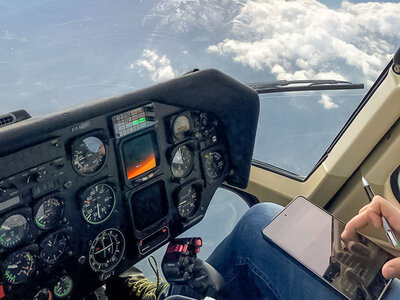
[341,196,400,279]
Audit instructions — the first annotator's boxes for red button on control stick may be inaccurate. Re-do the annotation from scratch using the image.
[195,238,202,247]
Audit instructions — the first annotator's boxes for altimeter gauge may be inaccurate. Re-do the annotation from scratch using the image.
[88,228,125,273]
[39,231,69,264]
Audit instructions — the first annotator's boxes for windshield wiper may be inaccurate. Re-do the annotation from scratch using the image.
[247,79,364,94]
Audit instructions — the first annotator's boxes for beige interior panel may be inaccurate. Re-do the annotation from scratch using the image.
[326,118,400,253]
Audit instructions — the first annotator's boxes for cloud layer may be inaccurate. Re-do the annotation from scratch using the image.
[207,0,400,85]
[133,49,177,82]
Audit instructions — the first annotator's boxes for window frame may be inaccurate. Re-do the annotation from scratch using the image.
[251,60,392,182]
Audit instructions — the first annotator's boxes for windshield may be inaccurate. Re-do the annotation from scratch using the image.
[1,0,399,176]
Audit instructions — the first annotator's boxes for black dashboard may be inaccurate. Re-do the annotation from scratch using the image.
[0,69,259,299]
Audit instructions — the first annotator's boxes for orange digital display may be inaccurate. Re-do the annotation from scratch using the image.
[126,153,156,179]
[122,132,158,180]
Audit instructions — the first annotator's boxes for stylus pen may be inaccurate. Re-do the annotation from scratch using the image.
[362,176,400,250]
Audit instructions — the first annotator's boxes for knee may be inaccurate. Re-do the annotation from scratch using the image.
[233,202,283,238]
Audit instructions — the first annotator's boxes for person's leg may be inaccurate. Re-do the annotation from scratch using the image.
[206,202,344,300]
[168,202,400,299]
[383,279,400,299]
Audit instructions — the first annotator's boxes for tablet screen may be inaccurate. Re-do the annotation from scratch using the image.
[262,196,393,300]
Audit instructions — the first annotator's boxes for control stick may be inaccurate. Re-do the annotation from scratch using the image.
[162,237,225,299]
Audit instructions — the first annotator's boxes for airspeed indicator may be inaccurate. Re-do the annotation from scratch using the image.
[81,183,116,224]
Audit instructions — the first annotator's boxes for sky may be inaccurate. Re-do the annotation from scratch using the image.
[1,0,399,174]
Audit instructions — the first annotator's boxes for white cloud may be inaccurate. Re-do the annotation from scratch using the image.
[144,0,245,34]
[133,49,178,82]
[319,94,339,110]
[207,0,400,85]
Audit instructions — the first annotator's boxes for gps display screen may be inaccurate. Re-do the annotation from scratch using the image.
[122,132,159,180]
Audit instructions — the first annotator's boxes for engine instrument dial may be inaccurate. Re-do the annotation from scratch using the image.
[39,232,68,264]
[33,288,53,300]
[72,136,107,175]
[53,275,73,298]
[171,145,193,178]
[177,185,199,218]
[4,251,36,284]
[81,183,116,224]
[204,152,224,179]
[88,228,125,273]
[0,214,28,248]
[34,198,63,230]
[173,115,191,140]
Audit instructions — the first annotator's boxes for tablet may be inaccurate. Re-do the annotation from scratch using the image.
[262,196,394,300]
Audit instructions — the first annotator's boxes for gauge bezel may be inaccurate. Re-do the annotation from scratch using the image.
[79,181,117,225]
[33,196,64,230]
[70,130,108,177]
[53,275,73,298]
[170,142,195,179]
[2,244,39,285]
[201,147,227,184]
[33,288,53,300]
[0,207,32,249]
[39,227,71,264]
[171,113,192,141]
[88,228,125,273]
[175,180,203,219]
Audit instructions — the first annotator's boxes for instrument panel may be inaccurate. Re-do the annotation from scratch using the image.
[0,105,228,299]
[0,69,259,299]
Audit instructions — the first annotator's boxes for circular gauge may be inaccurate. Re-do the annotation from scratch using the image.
[81,183,116,224]
[171,145,194,178]
[34,198,63,230]
[88,228,125,273]
[4,251,36,284]
[53,275,73,298]
[177,185,200,218]
[40,232,69,264]
[204,152,224,179]
[173,115,191,140]
[33,288,53,300]
[72,136,107,175]
[0,214,28,248]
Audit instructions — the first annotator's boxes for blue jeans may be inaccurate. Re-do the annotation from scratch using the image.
[173,203,400,299]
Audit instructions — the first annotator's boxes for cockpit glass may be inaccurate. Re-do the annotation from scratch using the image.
[253,89,366,176]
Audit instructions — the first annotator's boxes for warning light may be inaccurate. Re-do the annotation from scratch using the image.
[0,285,5,299]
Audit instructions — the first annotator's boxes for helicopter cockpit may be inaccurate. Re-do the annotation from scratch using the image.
[0,69,259,299]
[2,1,400,300]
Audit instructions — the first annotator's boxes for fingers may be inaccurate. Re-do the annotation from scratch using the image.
[382,257,400,279]
[341,211,370,242]
[342,196,400,242]
[358,204,369,214]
